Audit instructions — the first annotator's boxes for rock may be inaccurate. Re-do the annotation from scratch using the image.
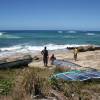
[78,46,95,52]
[95,46,100,50]
[67,47,75,50]
[67,45,100,52]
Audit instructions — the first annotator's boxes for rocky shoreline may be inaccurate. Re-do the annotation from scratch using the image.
[67,45,100,52]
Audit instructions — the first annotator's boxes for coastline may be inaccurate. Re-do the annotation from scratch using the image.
[0,45,100,70]
[0,45,100,99]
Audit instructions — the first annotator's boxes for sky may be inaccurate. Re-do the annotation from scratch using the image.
[0,0,100,30]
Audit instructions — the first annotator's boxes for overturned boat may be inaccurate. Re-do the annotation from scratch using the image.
[52,70,100,81]
[0,55,32,69]
[53,59,81,70]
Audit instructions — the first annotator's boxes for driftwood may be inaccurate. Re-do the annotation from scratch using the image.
[0,55,32,69]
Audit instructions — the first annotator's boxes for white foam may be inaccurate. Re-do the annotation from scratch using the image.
[86,33,95,36]
[0,32,3,36]
[5,35,22,39]
[0,44,89,53]
[68,30,76,33]
[0,45,23,51]
[58,31,63,33]
[0,33,22,39]
[64,36,75,38]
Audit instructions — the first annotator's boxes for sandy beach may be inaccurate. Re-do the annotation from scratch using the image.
[28,49,100,70]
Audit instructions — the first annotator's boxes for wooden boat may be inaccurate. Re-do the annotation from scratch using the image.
[0,55,32,69]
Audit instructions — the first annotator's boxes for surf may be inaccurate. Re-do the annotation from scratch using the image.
[0,32,22,39]
[0,32,4,36]
[0,44,89,52]
[86,33,95,36]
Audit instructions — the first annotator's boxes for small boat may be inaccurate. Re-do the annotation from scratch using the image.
[52,70,100,81]
[0,55,32,69]
[53,59,81,70]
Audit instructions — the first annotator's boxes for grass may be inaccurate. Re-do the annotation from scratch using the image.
[0,68,22,96]
[49,67,100,99]
[0,67,100,100]
[50,76,100,99]
[0,79,12,95]
[10,67,54,100]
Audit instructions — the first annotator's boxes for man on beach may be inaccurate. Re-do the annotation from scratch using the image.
[41,47,48,66]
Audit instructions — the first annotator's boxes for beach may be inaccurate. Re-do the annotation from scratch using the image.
[22,48,100,70]
[0,30,100,99]
[0,0,100,99]
[51,49,100,70]
[0,47,100,100]
[0,45,100,70]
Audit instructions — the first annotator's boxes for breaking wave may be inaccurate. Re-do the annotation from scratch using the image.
[58,31,63,33]
[0,32,3,36]
[0,44,89,53]
[86,33,95,36]
[63,36,76,38]
[68,30,77,33]
[0,32,22,39]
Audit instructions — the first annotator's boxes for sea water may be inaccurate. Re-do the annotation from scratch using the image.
[0,30,100,53]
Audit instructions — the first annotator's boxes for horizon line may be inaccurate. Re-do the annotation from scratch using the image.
[0,29,100,31]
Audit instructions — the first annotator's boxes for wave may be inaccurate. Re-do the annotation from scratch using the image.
[0,32,4,36]
[0,32,22,39]
[63,36,76,38]
[58,31,63,33]
[86,33,95,36]
[68,30,76,33]
[3,35,22,39]
[0,44,89,52]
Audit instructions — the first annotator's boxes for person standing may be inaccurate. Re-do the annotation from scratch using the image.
[74,48,78,61]
[41,47,48,66]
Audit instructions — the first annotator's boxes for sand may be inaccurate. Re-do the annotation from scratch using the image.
[29,49,100,70]
[52,50,100,70]
[0,49,100,70]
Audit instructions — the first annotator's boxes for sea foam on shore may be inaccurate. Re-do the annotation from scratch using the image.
[0,44,89,51]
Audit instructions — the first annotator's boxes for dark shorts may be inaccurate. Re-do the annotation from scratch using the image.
[43,57,48,64]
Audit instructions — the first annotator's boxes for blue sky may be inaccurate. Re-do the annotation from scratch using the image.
[0,0,100,30]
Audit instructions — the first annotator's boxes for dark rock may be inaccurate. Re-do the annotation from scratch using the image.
[67,45,100,52]
[67,47,75,50]
[78,46,95,52]
[95,46,100,50]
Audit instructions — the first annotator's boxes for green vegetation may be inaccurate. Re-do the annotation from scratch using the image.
[0,79,12,95]
[10,67,54,100]
[0,67,100,100]
[0,69,22,96]
[50,70,100,100]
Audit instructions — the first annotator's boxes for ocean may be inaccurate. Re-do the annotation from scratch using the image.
[0,30,100,53]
